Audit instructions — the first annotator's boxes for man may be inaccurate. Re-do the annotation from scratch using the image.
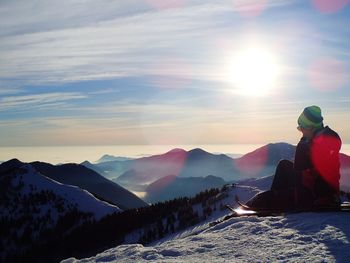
[246,105,342,210]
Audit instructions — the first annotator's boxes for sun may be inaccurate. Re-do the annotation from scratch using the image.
[227,46,280,96]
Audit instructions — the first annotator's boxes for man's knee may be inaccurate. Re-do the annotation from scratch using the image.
[272,159,296,191]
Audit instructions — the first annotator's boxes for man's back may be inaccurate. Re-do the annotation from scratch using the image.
[311,126,342,196]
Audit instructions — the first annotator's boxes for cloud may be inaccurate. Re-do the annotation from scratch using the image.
[0,0,296,90]
[87,88,121,95]
[0,92,87,111]
[0,0,149,36]
[1,95,349,146]
[1,0,349,146]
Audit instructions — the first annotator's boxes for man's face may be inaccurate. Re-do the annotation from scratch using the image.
[297,126,314,139]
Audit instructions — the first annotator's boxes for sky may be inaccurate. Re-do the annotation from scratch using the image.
[1,0,350,147]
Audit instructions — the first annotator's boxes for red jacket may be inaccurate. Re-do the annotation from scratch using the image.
[294,126,341,196]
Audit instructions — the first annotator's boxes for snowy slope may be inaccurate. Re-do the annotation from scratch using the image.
[62,183,350,263]
[21,164,121,218]
[1,163,121,262]
[63,211,350,263]
[31,161,147,210]
[122,184,261,245]
[2,163,121,220]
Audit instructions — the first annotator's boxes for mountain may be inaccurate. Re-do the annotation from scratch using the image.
[236,144,350,191]
[84,143,350,194]
[25,182,261,262]
[116,148,237,186]
[116,148,189,186]
[116,143,295,187]
[0,160,120,262]
[233,142,295,177]
[145,175,226,203]
[96,154,134,163]
[83,159,133,181]
[0,159,121,218]
[237,175,274,191]
[0,157,23,173]
[177,148,238,180]
[80,160,107,177]
[87,149,190,183]
[30,161,147,210]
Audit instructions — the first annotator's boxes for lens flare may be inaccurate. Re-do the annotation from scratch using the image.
[311,0,349,13]
[131,148,188,185]
[234,145,269,177]
[308,57,347,92]
[310,134,341,191]
[232,0,269,18]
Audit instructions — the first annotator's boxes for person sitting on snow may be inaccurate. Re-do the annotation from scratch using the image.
[246,105,342,210]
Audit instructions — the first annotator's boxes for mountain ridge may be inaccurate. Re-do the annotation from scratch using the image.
[30,160,148,210]
[0,161,120,262]
[85,142,350,197]
[145,174,226,203]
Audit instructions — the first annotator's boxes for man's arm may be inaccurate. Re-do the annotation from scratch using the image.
[294,137,312,171]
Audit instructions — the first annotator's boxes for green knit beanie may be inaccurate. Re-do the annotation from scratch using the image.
[297,105,324,129]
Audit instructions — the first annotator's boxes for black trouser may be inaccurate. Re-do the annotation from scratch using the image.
[246,160,314,210]
[271,160,296,192]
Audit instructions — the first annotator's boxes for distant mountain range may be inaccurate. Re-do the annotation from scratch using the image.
[145,175,226,203]
[96,154,134,163]
[83,143,295,188]
[84,142,350,200]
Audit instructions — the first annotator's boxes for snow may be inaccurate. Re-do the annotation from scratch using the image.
[62,211,350,263]
[16,164,121,219]
[123,184,260,244]
[62,182,350,263]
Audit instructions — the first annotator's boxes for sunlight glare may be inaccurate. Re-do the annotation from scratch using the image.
[234,207,256,215]
[228,46,280,97]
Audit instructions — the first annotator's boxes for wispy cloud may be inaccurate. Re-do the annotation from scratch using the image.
[0,0,296,90]
[0,92,87,111]
[0,0,149,37]
[1,95,350,146]
[1,0,349,146]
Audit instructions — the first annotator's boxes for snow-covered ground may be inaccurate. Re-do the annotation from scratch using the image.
[123,184,260,245]
[62,211,350,263]
[62,179,350,263]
